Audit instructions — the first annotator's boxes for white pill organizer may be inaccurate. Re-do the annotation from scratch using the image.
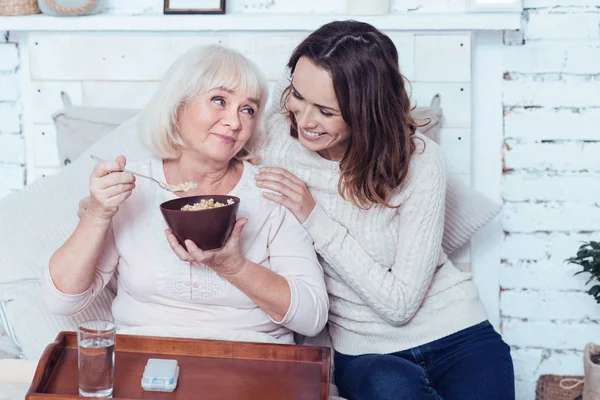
[141,358,179,392]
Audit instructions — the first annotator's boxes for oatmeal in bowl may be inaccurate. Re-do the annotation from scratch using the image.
[181,198,235,211]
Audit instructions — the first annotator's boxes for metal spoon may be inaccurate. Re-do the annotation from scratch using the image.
[89,154,197,193]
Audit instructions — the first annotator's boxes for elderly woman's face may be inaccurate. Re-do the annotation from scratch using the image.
[177,86,259,163]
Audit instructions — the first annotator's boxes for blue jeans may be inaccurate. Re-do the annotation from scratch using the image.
[334,321,514,400]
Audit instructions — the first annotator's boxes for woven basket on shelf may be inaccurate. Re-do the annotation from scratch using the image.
[0,0,41,15]
[38,0,101,16]
[536,375,584,400]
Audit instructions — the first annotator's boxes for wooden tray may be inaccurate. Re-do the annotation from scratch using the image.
[26,331,331,399]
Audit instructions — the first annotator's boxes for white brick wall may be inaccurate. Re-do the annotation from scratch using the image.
[502,2,600,398]
[0,32,24,197]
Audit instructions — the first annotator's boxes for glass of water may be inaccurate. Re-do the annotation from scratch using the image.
[77,320,116,398]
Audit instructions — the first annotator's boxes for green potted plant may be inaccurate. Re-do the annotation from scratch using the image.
[566,241,600,303]
[566,242,600,399]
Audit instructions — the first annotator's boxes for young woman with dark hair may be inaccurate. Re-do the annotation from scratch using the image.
[257,20,515,400]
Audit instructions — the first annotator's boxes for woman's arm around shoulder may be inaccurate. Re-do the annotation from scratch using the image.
[302,139,447,326]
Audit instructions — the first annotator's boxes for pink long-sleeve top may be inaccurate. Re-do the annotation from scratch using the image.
[43,157,329,343]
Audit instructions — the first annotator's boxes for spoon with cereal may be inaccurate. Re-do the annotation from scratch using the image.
[90,154,197,193]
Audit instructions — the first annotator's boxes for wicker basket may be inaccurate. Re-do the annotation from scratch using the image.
[536,375,584,400]
[583,343,600,400]
[38,0,102,16]
[0,0,41,15]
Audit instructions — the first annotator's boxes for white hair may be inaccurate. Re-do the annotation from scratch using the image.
[139,44,269,164]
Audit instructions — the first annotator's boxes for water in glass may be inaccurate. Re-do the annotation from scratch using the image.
[78,320,115,398]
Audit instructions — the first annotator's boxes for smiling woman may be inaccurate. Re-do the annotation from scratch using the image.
[257,20,515,400]
[43,44,329,346]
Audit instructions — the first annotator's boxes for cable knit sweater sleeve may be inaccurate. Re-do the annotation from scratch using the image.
[302,145,447,326]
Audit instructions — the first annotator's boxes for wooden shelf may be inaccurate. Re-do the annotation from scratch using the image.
[0,12,522,32]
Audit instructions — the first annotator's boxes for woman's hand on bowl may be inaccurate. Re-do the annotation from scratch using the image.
[165,218,248,276]
[87,155,136,222]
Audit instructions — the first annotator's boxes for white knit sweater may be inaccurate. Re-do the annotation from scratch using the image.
[260,84,487,355]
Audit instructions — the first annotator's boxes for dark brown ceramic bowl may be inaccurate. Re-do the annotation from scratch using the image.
[160,195,240,251]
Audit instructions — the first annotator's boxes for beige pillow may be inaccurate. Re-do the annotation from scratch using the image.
[53,105,138,167]
[0,118,144,359]
[443,175,501,253]
[413,94,442,143]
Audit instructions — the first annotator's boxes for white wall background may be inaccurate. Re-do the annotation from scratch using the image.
[501,0,600,398]
[0,30,21,199]
[0,0,599,399]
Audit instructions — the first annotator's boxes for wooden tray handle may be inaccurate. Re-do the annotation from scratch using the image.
[27,332,67,396]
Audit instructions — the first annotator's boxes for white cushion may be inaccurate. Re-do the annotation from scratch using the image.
[0,280,114,359]
[444,175,502,254]
[0,118,147,358]
[0,321,20,359]
[0,117,145,284]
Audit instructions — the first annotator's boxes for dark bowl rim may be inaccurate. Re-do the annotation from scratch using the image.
[160,195,241,213]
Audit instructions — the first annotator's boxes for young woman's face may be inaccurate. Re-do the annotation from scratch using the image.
[287,56,350,161]
[177,86,258,163]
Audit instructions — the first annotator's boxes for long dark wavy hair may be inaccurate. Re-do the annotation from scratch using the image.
[281,20,420,209]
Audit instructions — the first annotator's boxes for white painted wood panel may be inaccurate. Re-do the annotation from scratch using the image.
[227,34,306,81]
[104,0,163,14]
[31,167,60,183]
[0,164,25,192]
[29,34,228,81]
[30,81,82,124]
[388,34,416,81]
[82,82,160,109]
[439,128,471,175]
[415,34,472,82]
[31,124,60,168]
[28,33,472,86]
[227,0,345,14]
[0,133,25,164]
[471,31,503,332]
[19,38,38,185]
[410,82,471,128]
[391,0,467,12]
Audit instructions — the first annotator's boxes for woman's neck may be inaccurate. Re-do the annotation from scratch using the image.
[317,147,344,162]
[163,154,243,196]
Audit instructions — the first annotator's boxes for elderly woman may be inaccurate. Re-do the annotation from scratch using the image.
[43,45,329,343]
